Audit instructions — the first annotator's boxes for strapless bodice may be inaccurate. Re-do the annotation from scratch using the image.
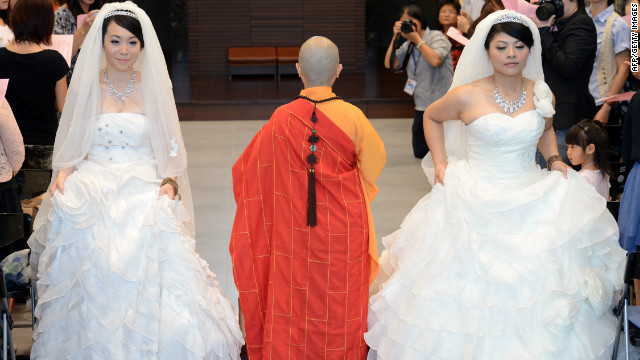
[87,113,154,165]
[466,110,545,180]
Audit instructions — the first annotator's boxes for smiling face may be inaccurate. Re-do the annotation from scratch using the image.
[103,21,141,73]
[0,0,8,11]
[487,32,530,76]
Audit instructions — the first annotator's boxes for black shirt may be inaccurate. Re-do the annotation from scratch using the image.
[623,92,640,164]
[0,48,69,145]
[539,8,597,130]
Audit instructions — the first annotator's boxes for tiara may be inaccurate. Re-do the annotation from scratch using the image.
[494,12,526,25]
[105,9,139,19]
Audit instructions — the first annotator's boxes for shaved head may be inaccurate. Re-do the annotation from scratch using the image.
[297,36,342,88]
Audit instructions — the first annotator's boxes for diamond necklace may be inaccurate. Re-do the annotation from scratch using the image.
[104,69,136,104]
[493,77,526,114]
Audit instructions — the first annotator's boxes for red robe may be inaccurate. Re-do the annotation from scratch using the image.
[231,99,370,360]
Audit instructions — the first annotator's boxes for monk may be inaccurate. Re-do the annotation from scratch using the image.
[230,36,386,360]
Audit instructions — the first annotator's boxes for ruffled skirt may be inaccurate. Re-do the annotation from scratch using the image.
[28,159,243,359]
[365,160,626,360]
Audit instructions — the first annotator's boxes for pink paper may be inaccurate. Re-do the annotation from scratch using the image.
[596,91,636,103]
[42,34,74,67]
[503,0,538,18]
[0,79,8,101]
[623,14,632,26]
[446,27,469,46]
[77,14,87,29]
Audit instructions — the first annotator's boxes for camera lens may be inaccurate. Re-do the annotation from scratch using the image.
[535,3,555,21]
[401,19,415,34]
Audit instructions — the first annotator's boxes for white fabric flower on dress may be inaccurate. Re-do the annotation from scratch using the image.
[533,80,555,118]
[169,137,178,157]
[584,270,607,315]
[543,297,578,336]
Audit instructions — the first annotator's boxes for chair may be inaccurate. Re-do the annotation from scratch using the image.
[0,269,15,360]
[612,251,640,360]
[14,169,52,199]
[0,213,35,328]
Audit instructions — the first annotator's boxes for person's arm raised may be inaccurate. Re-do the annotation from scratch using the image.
[384,21,403,70]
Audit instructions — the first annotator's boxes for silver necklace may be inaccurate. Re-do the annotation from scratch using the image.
[494,78,526,114]
[104,69,136,104]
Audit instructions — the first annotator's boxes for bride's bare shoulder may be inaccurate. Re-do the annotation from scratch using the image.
[456,77,493,96]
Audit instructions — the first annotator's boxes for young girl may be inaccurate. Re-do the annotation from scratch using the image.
[566,119,612,199]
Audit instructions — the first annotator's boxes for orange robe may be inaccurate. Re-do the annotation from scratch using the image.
[230,87,385,360]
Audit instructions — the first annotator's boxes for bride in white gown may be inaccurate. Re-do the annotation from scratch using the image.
[365,10,626,360]
[27,2,243,359]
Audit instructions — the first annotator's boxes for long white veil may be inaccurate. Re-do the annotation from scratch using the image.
[34,1,195,235]
[421,10,545,185]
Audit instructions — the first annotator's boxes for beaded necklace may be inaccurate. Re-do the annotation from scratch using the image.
[296,94,342,227]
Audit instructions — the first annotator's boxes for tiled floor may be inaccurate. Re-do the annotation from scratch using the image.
[181,118,429,312]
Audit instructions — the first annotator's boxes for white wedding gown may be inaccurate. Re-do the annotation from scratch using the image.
[365,109,626,359]
[28,113,243,359]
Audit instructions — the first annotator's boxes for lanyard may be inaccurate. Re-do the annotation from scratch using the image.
[411,47,421,77]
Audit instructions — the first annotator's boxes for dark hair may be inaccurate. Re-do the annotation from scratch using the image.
[66,0,103,19]
[10,0,54,45]
[401,5,426,30]
[566,119,612,178]
[436,0,461,31]
[484,21,534,49]
[102,13,145,49]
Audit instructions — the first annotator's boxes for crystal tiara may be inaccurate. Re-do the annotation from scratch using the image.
[105,9,139,20]
[494,12,526,25]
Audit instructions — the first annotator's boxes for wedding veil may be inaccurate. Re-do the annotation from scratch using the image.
[36,1,195,235]
[422,10,545,185]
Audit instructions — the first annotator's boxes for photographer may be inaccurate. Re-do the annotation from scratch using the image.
[385,5,453,159]
[533,0,597,166]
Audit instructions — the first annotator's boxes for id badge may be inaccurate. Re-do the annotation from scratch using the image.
[404,78,417,95]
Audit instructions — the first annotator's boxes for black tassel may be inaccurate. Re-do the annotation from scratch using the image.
[295,94,342,228]
[307,167,317,227]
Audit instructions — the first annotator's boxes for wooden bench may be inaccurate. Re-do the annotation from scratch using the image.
[228,47,277,78]
[276,46,300,77]
[227,46,301,79]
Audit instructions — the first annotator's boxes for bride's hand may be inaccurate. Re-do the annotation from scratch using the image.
[159,183,176,200]
[435,165,447,186]
[550,160,570,179]
[50,167,74,196]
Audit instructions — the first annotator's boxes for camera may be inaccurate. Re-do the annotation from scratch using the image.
[535,0,564,21]
[401,19,417,34]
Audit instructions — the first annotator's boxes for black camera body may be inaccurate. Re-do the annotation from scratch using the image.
[535,0,564,22]
[401,19,417,34]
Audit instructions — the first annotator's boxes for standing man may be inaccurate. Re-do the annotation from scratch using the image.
[533,0,598,165]
[230,36,386,360]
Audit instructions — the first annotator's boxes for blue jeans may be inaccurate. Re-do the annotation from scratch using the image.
[535,129,569,169]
